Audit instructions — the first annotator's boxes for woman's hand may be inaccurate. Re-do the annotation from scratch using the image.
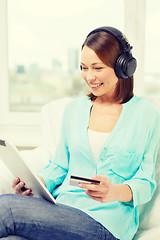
[79,175,114,203]
[79,175,133,203]
[12,177,33,196]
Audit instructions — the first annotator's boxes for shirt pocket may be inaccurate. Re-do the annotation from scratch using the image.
[106,148,142,180]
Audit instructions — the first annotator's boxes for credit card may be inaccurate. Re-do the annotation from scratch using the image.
[70,175,100,187]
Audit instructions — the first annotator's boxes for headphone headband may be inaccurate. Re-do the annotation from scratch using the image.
[87,26,132,53]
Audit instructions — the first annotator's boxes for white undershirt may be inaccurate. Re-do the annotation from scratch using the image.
[88,129,110,164]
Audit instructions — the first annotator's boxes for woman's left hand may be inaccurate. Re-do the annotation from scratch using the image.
[79,175,115,203]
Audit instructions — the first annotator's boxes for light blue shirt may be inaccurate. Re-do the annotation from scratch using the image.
[39,95,160,240]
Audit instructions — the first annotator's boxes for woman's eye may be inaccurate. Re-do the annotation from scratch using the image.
[95,67,103,70]
[80,66,88,70]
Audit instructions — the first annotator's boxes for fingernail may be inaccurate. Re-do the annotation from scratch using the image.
[78,184,83,188]
[92,175,97,179]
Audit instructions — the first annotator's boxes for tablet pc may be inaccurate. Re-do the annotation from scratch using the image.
[0,139,56,204]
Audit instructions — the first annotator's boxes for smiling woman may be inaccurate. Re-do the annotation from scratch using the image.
[0,23,159,240]
[0,1,160,239]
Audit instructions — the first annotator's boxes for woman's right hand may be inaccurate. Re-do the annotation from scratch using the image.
[12,177,33,196]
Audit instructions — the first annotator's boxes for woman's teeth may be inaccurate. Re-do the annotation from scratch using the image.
[90,83,102,87]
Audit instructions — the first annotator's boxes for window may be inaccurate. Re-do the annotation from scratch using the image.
[1,0,157,147]
[7,0,124,112]
[144,0,160,97]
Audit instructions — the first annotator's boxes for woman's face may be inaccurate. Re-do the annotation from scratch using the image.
[81,45,118,101]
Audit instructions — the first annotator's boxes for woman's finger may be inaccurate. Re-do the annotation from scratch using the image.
[14,181,24,194]
[22,188,33,196]
[12,177,20,189]
[85,192,103,202]
[86,190,103,197]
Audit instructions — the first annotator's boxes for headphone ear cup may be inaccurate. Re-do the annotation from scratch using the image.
[114,52,137,79]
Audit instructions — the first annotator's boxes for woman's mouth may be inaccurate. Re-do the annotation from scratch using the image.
[89,83,103,90]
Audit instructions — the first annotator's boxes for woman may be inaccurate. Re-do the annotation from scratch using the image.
[0,26,159,240]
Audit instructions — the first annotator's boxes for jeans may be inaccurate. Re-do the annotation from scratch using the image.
[0,236,28,240]
[0,194,118,240]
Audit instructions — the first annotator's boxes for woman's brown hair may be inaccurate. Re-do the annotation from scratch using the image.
[82,31,134,103]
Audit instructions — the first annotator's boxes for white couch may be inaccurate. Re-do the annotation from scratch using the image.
[0,96,160,240]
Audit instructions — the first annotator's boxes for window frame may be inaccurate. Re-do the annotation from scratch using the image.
[0,0,148,147]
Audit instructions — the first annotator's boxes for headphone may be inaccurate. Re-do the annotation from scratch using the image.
[87,26,137,79]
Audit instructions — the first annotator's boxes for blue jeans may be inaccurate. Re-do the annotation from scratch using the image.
[0,194,118,240]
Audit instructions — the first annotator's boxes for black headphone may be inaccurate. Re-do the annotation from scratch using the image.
[87,26,137,79]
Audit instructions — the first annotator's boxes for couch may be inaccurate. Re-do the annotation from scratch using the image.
[0,96,160,240]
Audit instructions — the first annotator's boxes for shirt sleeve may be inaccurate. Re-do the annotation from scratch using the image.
[38,105,70,194]
[123,110,160,208]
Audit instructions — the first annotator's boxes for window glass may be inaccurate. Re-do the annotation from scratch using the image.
[8,0,124,111]
[144,0,160,97]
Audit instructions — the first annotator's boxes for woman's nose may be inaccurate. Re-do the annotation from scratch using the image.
[86,69,96,81]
